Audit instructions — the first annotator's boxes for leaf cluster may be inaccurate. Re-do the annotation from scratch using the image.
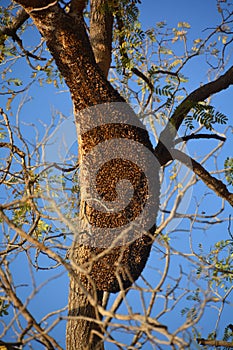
[223,324,233,349]
[224,157,233,186]
[0,298,9,317]
[185,103,228,130]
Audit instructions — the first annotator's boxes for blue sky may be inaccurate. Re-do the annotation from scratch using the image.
[1,0,233,349]
[140,0,220,28]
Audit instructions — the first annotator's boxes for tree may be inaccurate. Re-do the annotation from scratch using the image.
[0,0,233,349]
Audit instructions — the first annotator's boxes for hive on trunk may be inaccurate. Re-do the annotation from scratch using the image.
[72,102,160,292]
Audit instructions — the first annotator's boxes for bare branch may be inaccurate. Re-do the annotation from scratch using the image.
[11,31,46,61]
[171,149,233,207]
[28,0,58,13]
[197,338,233,347]
[0,267,61,349]
[174,133,226,145]
[0,141,26,158]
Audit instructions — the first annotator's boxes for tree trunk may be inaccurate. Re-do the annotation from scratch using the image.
[14,1,160,348]
[66,255,104,350]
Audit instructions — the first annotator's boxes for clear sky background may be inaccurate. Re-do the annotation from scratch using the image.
[1,0,233,349]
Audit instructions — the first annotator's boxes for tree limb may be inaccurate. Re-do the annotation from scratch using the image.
[0,340,23,350]
[0,267,60,349]
[0,8,29,41]
[174,133,226,145]
[197,338,233,347]
[15,0,123,111]
[131,67,154,91]
[171,149,233,207]
[171,65,233,132]
[71,0,114,78]
[155,66,233,163]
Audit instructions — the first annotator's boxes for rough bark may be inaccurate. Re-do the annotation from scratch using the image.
[66,271,104,350]
[14,1,160,349]
[90,0,114,78]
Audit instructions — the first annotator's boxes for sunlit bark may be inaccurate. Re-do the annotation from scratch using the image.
[14,1,160,348]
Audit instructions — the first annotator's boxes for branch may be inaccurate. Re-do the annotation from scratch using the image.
[0,8,29,42]
[0,141,26,158]
[171,149,233,207]
[0,267,61,349]
[15,0,123,111]
[171,65,233,132]
[70,0,88,14]
[0,340,23,350]
[0,7,42,62]
[131,67,154,91]
[155,66,233,163]
[11,31,46,61]
[174,133,226,145]
[151,69,179,77]
[89,0,114,78]
[197,338,233,347]
[24,0,58,13]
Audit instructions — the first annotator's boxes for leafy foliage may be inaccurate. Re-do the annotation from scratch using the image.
[223,324,233,349]
[185,102,228,130]
[197,237,233,289]
[224,157,233,186]
[0,298,9,317]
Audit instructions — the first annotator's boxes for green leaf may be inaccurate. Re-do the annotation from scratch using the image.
[0,299,9,317]
[224,157,233,185]
[184,102,228,130]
